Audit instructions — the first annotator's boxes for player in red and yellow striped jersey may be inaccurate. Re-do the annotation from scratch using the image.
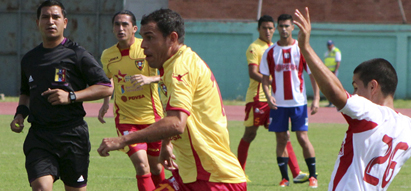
[98,9,247,190]
[98,10,164,191]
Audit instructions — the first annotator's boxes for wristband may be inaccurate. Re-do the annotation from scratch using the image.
[14,105,30,119]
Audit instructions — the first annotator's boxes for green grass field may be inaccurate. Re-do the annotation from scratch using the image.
[1,115,411,190]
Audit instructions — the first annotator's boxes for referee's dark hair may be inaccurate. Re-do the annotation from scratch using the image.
[37,0,67,19]
[112,10,137,26]
[141,9,185,44]
[258,15,274,28]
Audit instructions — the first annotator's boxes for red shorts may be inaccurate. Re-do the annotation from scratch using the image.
[244,101,270,128]
[154,170,247,191]
[116,124,161,157]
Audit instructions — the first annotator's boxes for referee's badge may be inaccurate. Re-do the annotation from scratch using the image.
[55,68,66,82]
[135,59,145,71]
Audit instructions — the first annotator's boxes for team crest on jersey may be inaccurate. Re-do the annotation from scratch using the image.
[159,82,167,96]
[284,52,290,59]
[54,68,66,82]
[135,59,145,71]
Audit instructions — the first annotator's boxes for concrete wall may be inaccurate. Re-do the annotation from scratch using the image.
[1,1,411,100]
[183,22,411,100]
[0,0,123,96]
[170,0,411,24]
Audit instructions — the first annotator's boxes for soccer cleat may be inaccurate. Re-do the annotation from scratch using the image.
[279,178,290,187]
[293,171,309,183]
[309,177,318,188]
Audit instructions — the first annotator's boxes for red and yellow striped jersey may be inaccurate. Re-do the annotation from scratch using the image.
[101,38,163,124]
[159,45,246,184]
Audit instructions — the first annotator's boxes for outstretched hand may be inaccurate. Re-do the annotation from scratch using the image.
[293,7,311,49]
[130,74,150,88]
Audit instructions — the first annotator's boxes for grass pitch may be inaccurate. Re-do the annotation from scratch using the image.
[1,115,410,190]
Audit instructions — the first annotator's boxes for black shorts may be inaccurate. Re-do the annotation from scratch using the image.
[23,121,90,188]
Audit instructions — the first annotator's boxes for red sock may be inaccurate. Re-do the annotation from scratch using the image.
[151,167,165,187]
[286,141,301,178]
[136,173,155,191]
[237,138,251,170]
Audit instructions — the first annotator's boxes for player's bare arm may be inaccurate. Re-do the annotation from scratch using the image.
[248,64,263,82]
[10,94,30,133]
[98,79,114,123]
[130,74,160,88]
[294,7,347,109]
[41,84,113,105]
[98,96,111,124]
[248,65,272,84]
[97,110,188,157]
[335,61,341,74]
[262,75,277,110]
[309,74,320,115]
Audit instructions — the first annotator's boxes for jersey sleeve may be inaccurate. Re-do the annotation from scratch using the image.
[166,65,193,116]
[20,58,29,96]
[246,44,259,66]
[259,48,270,76]
[78,51,111,86]
[340,94,383,132]
[100,49,113,78]
[335,51,342,62]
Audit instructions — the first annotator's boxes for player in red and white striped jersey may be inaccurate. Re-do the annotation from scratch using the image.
[294,7,411,191]
[260,13,320,188]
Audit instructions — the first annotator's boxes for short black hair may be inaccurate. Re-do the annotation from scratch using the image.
[112,10,137,26]
[353,58,398,97]
[258,15,274,28]
[37,0,66,19]
[141,9,185,44]
[277,14,293,24]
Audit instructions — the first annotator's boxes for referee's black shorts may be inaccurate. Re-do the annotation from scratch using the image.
[23,121,90,188]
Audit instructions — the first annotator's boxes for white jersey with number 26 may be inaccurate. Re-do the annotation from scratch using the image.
[329,93,411,191]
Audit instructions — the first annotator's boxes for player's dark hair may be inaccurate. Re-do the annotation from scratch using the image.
[37,0,66,19]
[112,10,137,26]
[277,14,293,24]
[353,58,398,97]
[258,15,274,28]
[141,9,185,44]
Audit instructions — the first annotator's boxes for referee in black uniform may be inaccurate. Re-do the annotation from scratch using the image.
[9,1,112,190]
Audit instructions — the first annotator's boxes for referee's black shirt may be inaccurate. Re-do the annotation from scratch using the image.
[20,39,110,128]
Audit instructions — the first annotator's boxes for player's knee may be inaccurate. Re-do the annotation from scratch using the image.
[296,132,309,143]
[149,162,163,174]
[242,132,257,142]
[276,132,289,143]
[31,182,53,191]
[243,126,258,142]
[134,162,150,175]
